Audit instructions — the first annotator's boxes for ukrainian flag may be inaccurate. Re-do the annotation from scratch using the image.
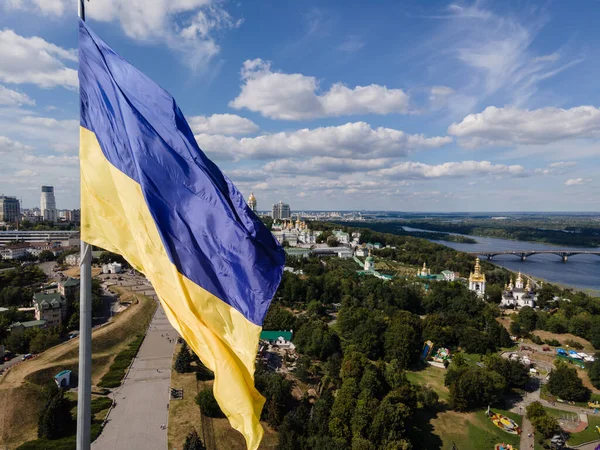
[79,20,284,449]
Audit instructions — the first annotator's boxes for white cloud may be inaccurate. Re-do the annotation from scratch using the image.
[0,29,77,89]
[0,136,32,155]
[195,122,451,161]
[0,85,35,106]
[5,0,68,16]
[229,59,410,120]
[337,35,365,53]
[6,1,240,69]
[449,106,600,148]
[549,161,577,168]
[188,114,259,136]
[263,157,390,175]
[90,1,240,69]
[372,160,526,179]
[22,154,78,166]
[535,161,577,175]
[565,178,591,186]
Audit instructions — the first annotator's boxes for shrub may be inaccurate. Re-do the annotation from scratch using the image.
[546,339,561,347]
[174,342,192,374]
[98,335,144,388]
[564,339,584,350]
[183,429,206,450]
[195,388,224,418]
[531,335,544,345]
[90,397,113,415]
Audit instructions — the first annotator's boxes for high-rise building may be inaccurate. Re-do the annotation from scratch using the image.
[40,186,57,222]
[0,196,20,223]
[271,201,291,220]
[248,192,257,213]
[68,209,81,224]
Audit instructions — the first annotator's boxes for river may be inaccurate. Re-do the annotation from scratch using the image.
[403,227,600,292]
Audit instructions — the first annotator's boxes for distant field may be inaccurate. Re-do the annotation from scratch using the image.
[406,366,450,402]
[431,409,522,450]
[0,287,156,449]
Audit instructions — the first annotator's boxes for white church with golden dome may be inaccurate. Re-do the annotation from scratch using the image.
[468,258,486,297]
[248,191,257,212]
[501,272,536,308]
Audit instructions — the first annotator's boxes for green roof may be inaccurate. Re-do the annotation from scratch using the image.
[62,278,80,287]
[10,319,47,329]
[260,330,293,341]
[34,292,62,303]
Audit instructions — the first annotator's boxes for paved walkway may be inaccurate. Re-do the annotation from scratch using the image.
[93,305,176,450]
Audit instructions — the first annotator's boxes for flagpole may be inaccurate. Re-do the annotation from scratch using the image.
[77,0,92,448]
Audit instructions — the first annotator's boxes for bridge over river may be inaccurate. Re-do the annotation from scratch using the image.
[469,250,600,262]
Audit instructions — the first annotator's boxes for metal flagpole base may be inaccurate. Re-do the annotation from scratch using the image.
[76,241,92,450]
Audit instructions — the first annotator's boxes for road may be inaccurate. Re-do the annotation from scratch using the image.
[92,304,176,450]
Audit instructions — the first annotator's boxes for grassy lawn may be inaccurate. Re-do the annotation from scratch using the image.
[406,366,450,402]
[0,287,156,449]
[168,345,278,450]
[431,408,521,450]
[168,344,202,450]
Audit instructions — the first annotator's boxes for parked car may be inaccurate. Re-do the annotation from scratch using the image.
[22,354,33,360]
[542,346,551,351]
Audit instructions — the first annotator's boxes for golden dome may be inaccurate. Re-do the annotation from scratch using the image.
[469,257,486,283]
[248,191,256,202]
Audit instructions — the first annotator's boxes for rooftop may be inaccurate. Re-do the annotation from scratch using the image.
[260,330,293,342]
[10,319,47,329]
[62,277,80,288]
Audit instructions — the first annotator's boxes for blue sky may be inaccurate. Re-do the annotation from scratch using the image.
[1,0,599,212]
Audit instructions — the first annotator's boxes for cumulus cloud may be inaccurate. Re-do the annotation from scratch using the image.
[263,157,390,175]
[565,178,591,186]
[535,161,577,175]
[229,59,410,120]
[195,122,451,161]
[0,136,32,155]
[0,85,35,106]
[0,29,77,89]
[188,114,259,136]
[372,160,525,179]
[449,106,600,147]
[5,0,68,16]
[6,0,240,69]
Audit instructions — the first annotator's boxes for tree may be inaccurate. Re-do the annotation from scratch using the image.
[445,366,505,411]
[327,236,339,247]
[548,361,591,401]
[485,284,502,304]
[174,342,192,373]
[29,329,61,354]
[517,306,537,333]
[195,387,224,418]
[38,250,56,262]
[590,359,600,389]
[526,401,546,420]
[37,385,73,439]
[183,429,206,450]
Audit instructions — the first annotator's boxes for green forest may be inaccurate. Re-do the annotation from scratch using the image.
[252,226,600,449]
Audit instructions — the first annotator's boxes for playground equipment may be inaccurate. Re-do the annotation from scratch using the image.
[487,406,522,435]
[421,340,434,361]
[432,347,451,363]
[494,444,517,450]
[588,401,600,409]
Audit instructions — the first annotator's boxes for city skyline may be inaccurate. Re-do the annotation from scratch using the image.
[1,1,600,211]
